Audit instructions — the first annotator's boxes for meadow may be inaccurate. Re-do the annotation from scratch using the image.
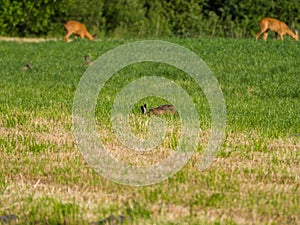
[0,37,299,224]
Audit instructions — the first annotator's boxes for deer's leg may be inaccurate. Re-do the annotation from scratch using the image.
[64,31,73,42]
[263,32,268,41]
[256,26,268,40]
[279,33,284,41]
[79,31,85,39]
[255,31,262,40]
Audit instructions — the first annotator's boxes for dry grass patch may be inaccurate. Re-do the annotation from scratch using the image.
[1,125,299,224]
[0,36,59,43]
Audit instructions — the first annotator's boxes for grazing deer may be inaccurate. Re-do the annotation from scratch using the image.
[141,104,177,116]
[64,20,95,42]
[256,17,298,41]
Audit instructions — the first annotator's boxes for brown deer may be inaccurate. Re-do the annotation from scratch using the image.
[256,17,298,41]
[64,20,95,42]
[141,104,177,116]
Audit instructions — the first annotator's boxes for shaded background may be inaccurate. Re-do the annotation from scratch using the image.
[0,0,299,38]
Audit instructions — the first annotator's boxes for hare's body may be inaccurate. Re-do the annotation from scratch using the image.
[64,20,95,42]
[20,63,32,70]
[141,104,177,116]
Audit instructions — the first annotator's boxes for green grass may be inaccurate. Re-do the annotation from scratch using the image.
[0,37,299,224]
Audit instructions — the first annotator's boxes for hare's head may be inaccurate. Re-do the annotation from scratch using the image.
[26,63,32,69]
[295,30,299,41]
[140,104,147,114]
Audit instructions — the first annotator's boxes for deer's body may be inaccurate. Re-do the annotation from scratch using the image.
[256,18,298,41]
[64,20,94,42]
[141,104,177,116]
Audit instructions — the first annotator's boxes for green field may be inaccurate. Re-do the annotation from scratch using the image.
[0,37,299,224]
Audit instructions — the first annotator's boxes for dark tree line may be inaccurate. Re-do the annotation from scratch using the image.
[0,0,299,38]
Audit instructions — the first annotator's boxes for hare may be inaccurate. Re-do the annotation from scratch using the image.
[141,104,177,116]
[20,63,32,70]
[84,55,93,65]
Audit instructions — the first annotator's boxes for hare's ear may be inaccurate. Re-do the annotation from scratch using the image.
[141,105,147,114]
[26,63,32,69]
